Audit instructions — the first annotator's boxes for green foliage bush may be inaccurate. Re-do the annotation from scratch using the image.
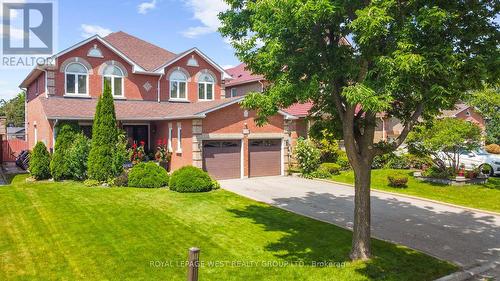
[336,150,351,170]
[319,162,341,175]
[386,155,410,169]
[67,133,91,180]
[295,138,321,175]
[29,142,51,180]
[50,122,80,181]
[88,81,120,181]
[309,168,332,179]
[211,179,221,190]
[83,179,100,187]
[169,166,214,193]
[110,171,129,187]
[422,166,455,179]
[387,173,408,187]
[128,162,169,188]
[314,129,342,163]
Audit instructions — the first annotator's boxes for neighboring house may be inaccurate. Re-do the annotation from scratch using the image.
[374,103,486,142]
[223,63,313,140]
[19,31,307,179]
[6,127,26,140]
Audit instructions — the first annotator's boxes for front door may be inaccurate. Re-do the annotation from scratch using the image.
[123,125,149,149]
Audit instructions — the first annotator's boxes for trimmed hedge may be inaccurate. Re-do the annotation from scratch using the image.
[169,166,214,193]
[319,162,341,175]
[29,142,51,180]
[387,173,409,187]
[485,143,500,154]
[128,162,169,188]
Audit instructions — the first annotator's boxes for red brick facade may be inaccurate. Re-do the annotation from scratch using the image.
[22,32,301,178]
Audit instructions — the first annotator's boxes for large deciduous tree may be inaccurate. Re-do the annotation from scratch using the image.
[219,0,498,260]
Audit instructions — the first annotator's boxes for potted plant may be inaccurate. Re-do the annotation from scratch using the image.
[457,163,465,177]
[155,138,171,171]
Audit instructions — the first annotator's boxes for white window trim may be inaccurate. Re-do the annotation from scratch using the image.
[64,63,89,97]
[168,123,173,152]
[198,82,214,101]
[176,122,182,154]
[103,69,125,99]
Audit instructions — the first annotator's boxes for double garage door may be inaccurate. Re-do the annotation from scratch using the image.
[202,139,281,179]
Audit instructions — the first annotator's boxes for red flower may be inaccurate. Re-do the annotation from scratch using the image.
[140,141,145,146]
[132,143,137,149]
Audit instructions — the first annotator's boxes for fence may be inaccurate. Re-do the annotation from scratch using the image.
[2,139,28,162]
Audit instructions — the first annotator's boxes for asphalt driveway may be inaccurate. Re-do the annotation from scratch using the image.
[220,176,500,270]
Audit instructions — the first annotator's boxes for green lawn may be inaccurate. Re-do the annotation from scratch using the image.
[0,175,455,280]
[330,169,500,213]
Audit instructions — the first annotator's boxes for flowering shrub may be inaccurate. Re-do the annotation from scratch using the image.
[129,141,146,164]
[295,138,321,176]
[155,138,171,162]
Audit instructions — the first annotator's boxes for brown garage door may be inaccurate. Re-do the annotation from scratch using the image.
[203,140,241,179]
[249,139,281,177]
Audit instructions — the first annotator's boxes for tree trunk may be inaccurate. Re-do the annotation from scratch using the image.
[350,162,372,260]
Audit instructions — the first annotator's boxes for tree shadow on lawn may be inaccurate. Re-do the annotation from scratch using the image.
[227,190,499,280]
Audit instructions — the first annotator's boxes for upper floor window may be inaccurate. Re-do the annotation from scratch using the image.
[230,88,237,97]
[170,70,187,100]
[65,62,88,95]
[103,65,124,97]
[198,73,214,100]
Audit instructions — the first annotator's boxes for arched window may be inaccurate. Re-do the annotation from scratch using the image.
[103,65,124,97]
[65,62,88,95]
[198,72,214,100]
[169,70,187,100]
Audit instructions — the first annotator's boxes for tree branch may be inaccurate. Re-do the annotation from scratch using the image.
[392,103,424,149]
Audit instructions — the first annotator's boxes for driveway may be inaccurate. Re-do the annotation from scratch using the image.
[220,176,500,270]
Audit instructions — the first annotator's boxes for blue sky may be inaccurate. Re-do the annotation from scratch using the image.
[0,0,239,100]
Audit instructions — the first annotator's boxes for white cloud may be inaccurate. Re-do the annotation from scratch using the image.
[181,0,229,38]
[138,0,157,14]
[80,24,112,38]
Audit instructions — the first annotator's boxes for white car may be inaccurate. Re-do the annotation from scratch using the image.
[459,149,500,176]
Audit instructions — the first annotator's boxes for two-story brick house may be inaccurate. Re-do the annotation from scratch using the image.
[20,32,308,179]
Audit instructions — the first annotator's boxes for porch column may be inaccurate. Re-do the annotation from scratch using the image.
[192,119,203,168]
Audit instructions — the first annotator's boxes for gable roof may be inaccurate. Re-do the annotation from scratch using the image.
[104,31,177,72]
[440,103,471,118]
[224,63,264,87]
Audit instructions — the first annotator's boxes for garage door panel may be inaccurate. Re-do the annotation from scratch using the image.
[203,140,241,180]
[249,139,281,177]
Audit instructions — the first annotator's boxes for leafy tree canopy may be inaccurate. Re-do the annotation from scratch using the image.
[0,92,25,127]
[220,0,498,260]
[407,118,482,171]
[467,86,500,144]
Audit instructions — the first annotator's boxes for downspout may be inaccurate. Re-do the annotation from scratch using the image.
[157,74,163,103]
[258,80,264,92]
[21,87,28,143]
[52,119,59,152]
[43,70,48,98]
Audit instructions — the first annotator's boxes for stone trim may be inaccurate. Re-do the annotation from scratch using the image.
[192,119,203,168]
[194,69,218,84]
[97,60,129,77]
[59,57,94,74]
[166,66,192,82]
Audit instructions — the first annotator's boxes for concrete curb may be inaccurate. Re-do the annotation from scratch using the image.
[312,178,500,216]
[434,260,499,281]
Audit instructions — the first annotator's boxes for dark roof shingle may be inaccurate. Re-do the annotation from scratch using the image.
[104,31,177,71]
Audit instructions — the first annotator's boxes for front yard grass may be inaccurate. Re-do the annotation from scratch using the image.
[330,169,500,213]
[0,175,456,280]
